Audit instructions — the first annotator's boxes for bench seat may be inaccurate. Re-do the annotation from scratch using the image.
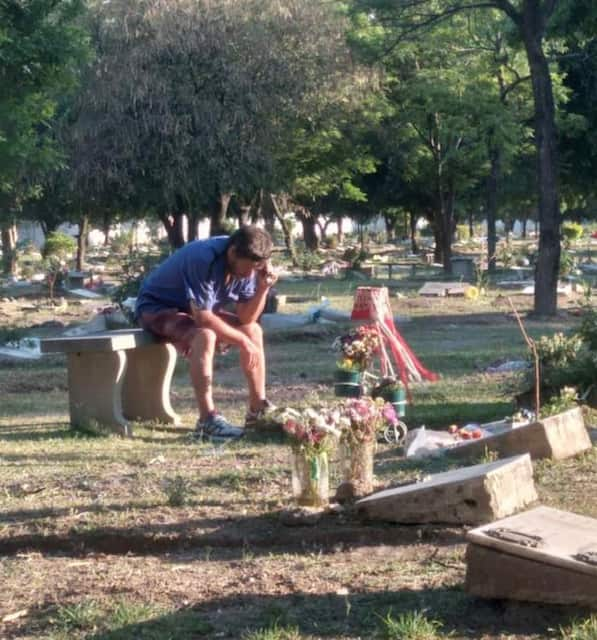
[41,329,180,436]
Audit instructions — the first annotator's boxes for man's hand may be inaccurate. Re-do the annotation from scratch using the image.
[240,336,260,370]
[256,261,278,290]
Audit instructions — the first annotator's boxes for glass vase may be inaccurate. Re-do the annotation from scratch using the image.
[339,439,375,497]
[291,449,329,508]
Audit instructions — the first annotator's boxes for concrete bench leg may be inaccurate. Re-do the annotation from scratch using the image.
[66,350,130,436]
[121,342,180,425]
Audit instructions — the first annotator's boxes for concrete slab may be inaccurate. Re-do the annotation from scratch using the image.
[465,506,597,607]
[418,282,470,297]
[446,407,591,461]
[356,454,537,525]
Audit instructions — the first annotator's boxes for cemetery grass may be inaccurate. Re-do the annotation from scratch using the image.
[1,289,596,639]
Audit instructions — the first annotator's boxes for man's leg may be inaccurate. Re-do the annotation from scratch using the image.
[188,327,217,421]
[237,321,266,411]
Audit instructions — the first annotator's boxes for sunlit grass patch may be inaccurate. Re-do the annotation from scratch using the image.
[242,622,303,640]
[560,615,597,640]
[377,609,444,640]
[47,598,212,639]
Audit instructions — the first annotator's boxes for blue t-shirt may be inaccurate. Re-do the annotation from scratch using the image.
[135,236,256,316]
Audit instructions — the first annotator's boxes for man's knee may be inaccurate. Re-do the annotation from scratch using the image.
[241,321,263,343]
[192,327,217,352]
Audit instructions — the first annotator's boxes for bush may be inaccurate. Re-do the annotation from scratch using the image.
[456,224,470,241]
[110,249,167,313]
[296,249,320,273]
[342,246,370,268]
[43,232,76,260]
[561,221,584,244]
[326,235,338,250]
[110,231,133,256]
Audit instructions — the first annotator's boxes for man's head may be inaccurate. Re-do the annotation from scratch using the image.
[226,225,273,278]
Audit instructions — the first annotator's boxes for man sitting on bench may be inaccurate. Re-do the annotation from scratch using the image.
[135,226,278,443]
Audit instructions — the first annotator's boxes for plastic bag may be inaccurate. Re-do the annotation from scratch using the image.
[405,426,456,459]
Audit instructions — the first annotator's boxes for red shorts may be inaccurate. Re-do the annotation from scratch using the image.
[138,308,238,358]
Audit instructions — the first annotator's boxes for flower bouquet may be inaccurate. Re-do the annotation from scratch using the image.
[280,405,342,507]
[332,325,380,373]
[332,325,380,396]
[335,397,398,499]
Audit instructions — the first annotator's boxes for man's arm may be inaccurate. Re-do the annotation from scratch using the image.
[235,263,278,325]
[191,306,252,347]
[191,306,261,369]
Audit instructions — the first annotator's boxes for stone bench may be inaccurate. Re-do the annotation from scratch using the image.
[41,329,180,436]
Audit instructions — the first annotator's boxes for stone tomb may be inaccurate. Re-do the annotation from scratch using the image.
[356,454,537,525]
[465,506,597,607]
[446,407,591,462]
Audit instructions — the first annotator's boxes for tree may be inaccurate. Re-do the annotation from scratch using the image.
[0,0,89,274]
[352,0,578,315]
[68,0,363,248]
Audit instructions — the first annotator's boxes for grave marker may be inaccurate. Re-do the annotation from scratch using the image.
[465,506,597,607]
[356,454,537,525]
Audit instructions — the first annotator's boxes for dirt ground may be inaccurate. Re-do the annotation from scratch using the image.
[1,287,596,639]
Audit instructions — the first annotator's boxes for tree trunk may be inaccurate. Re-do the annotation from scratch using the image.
[486,147,500,273]
[76,215,89,271]
[158,212,186,249]
[297,209,319,251]
[238,205,250,227]
[440,189,454,273]
[522,216,528,239]
[434,183,455,273]
[383,213,395,242]
[521,7,560,316]
[1,222,17,276]
[337,217,344,244]
[266,193,297,265]
[409,212,418,254]
[40,219,60,238]
[261,195,275,236]
[188,212,200,241]
[432,222,442,264]
[209,192,232,236]
[102,211,112,246]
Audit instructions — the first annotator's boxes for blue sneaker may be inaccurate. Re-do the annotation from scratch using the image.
[194,414,244,443]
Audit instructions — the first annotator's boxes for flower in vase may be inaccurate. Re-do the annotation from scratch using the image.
[336,396,398,446]
[332,325,380,372]
[336,357,361,372]
[279,405,342,456]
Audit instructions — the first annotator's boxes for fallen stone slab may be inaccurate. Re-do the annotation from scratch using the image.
[418,281,470,297]
[465,506,597,607]
[445,407,591,462]
[356,454,537,525]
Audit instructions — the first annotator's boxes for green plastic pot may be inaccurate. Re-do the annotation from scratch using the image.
[334,382,363,398]
[334,369,362,384]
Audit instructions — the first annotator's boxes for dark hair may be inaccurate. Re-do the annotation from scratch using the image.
[228,225,273,261]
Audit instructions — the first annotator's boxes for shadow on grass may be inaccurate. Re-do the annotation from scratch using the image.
[0,424,74,442]
[83,586,591,640]
[0,509,464,558]
[0,495,234,525]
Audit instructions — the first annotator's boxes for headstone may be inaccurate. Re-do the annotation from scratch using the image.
[450,257,475,280]
[355,454,537,525]
[67,270,91,289]
[465,506,597,607]
[445,407,592,462]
